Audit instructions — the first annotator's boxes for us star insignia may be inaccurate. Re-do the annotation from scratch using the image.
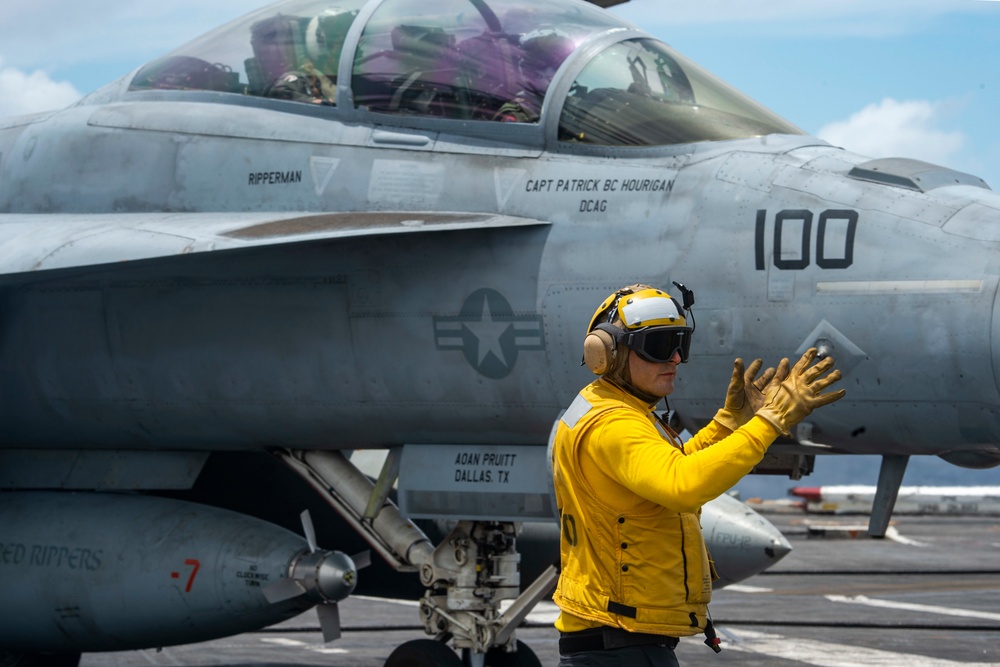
[434,289,545,379]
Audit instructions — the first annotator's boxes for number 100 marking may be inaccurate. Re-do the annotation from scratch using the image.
[755,209,858,271]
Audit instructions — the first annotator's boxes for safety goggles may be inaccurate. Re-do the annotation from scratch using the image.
[622,326,692,364]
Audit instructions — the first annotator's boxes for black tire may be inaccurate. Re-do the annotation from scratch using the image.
[486,640,543,667]
[385,639,463,667]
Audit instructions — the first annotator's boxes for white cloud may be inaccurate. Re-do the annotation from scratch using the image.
[611,0,992,36]
[816,98,965,165]
[0,57,82,117]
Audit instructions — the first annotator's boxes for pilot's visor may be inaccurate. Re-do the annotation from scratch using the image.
[624,326,692,364]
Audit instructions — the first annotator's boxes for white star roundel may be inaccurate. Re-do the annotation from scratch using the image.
[433,289,544,379]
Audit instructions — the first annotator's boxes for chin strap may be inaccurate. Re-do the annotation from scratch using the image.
[604,377,661,406]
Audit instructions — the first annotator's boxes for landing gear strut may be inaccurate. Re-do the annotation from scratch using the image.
[277,450,555,667]
[417,520,550,665]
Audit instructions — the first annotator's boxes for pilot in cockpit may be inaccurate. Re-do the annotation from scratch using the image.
[494,27,574,122]
[265,67,336,104]
[249,9,356,105]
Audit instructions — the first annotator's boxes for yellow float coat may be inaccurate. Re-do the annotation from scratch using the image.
[551,378,779,637]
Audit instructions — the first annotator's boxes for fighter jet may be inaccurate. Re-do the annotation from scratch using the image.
[0,0,998,663]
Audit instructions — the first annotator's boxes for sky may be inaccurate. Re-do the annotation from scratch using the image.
[1,0,999,493]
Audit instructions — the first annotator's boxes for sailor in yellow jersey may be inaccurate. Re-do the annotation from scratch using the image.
[551,284,845,665]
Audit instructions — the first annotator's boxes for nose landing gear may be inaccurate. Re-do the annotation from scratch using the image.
[409,520,549,667]
[277,450,555,667]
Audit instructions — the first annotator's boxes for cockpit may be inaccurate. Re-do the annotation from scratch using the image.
[128,0,802,146]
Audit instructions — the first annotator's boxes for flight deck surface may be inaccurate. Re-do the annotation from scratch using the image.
[81,512,1000,666]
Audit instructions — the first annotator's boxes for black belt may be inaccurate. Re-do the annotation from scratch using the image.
[559,627,679,654]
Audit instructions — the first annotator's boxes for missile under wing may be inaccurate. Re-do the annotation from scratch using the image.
[1,0,999,663]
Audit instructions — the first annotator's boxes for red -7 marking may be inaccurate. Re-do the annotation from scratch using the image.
[171,559,201,592]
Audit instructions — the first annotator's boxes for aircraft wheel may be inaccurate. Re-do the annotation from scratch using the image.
[486,640,542,667]
[0,653,81,667]
[385,639,463,667]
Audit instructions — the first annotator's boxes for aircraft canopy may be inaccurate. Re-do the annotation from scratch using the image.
[128,0,801,145]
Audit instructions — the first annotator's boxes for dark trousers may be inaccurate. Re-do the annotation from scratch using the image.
[558,644,680,667]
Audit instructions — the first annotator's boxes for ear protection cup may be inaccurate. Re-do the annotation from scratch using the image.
[583,328,612,375]
[583,326,623,375]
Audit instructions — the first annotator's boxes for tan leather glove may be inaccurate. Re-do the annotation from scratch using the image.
[713,357,788,431]
[756,348,846,436]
